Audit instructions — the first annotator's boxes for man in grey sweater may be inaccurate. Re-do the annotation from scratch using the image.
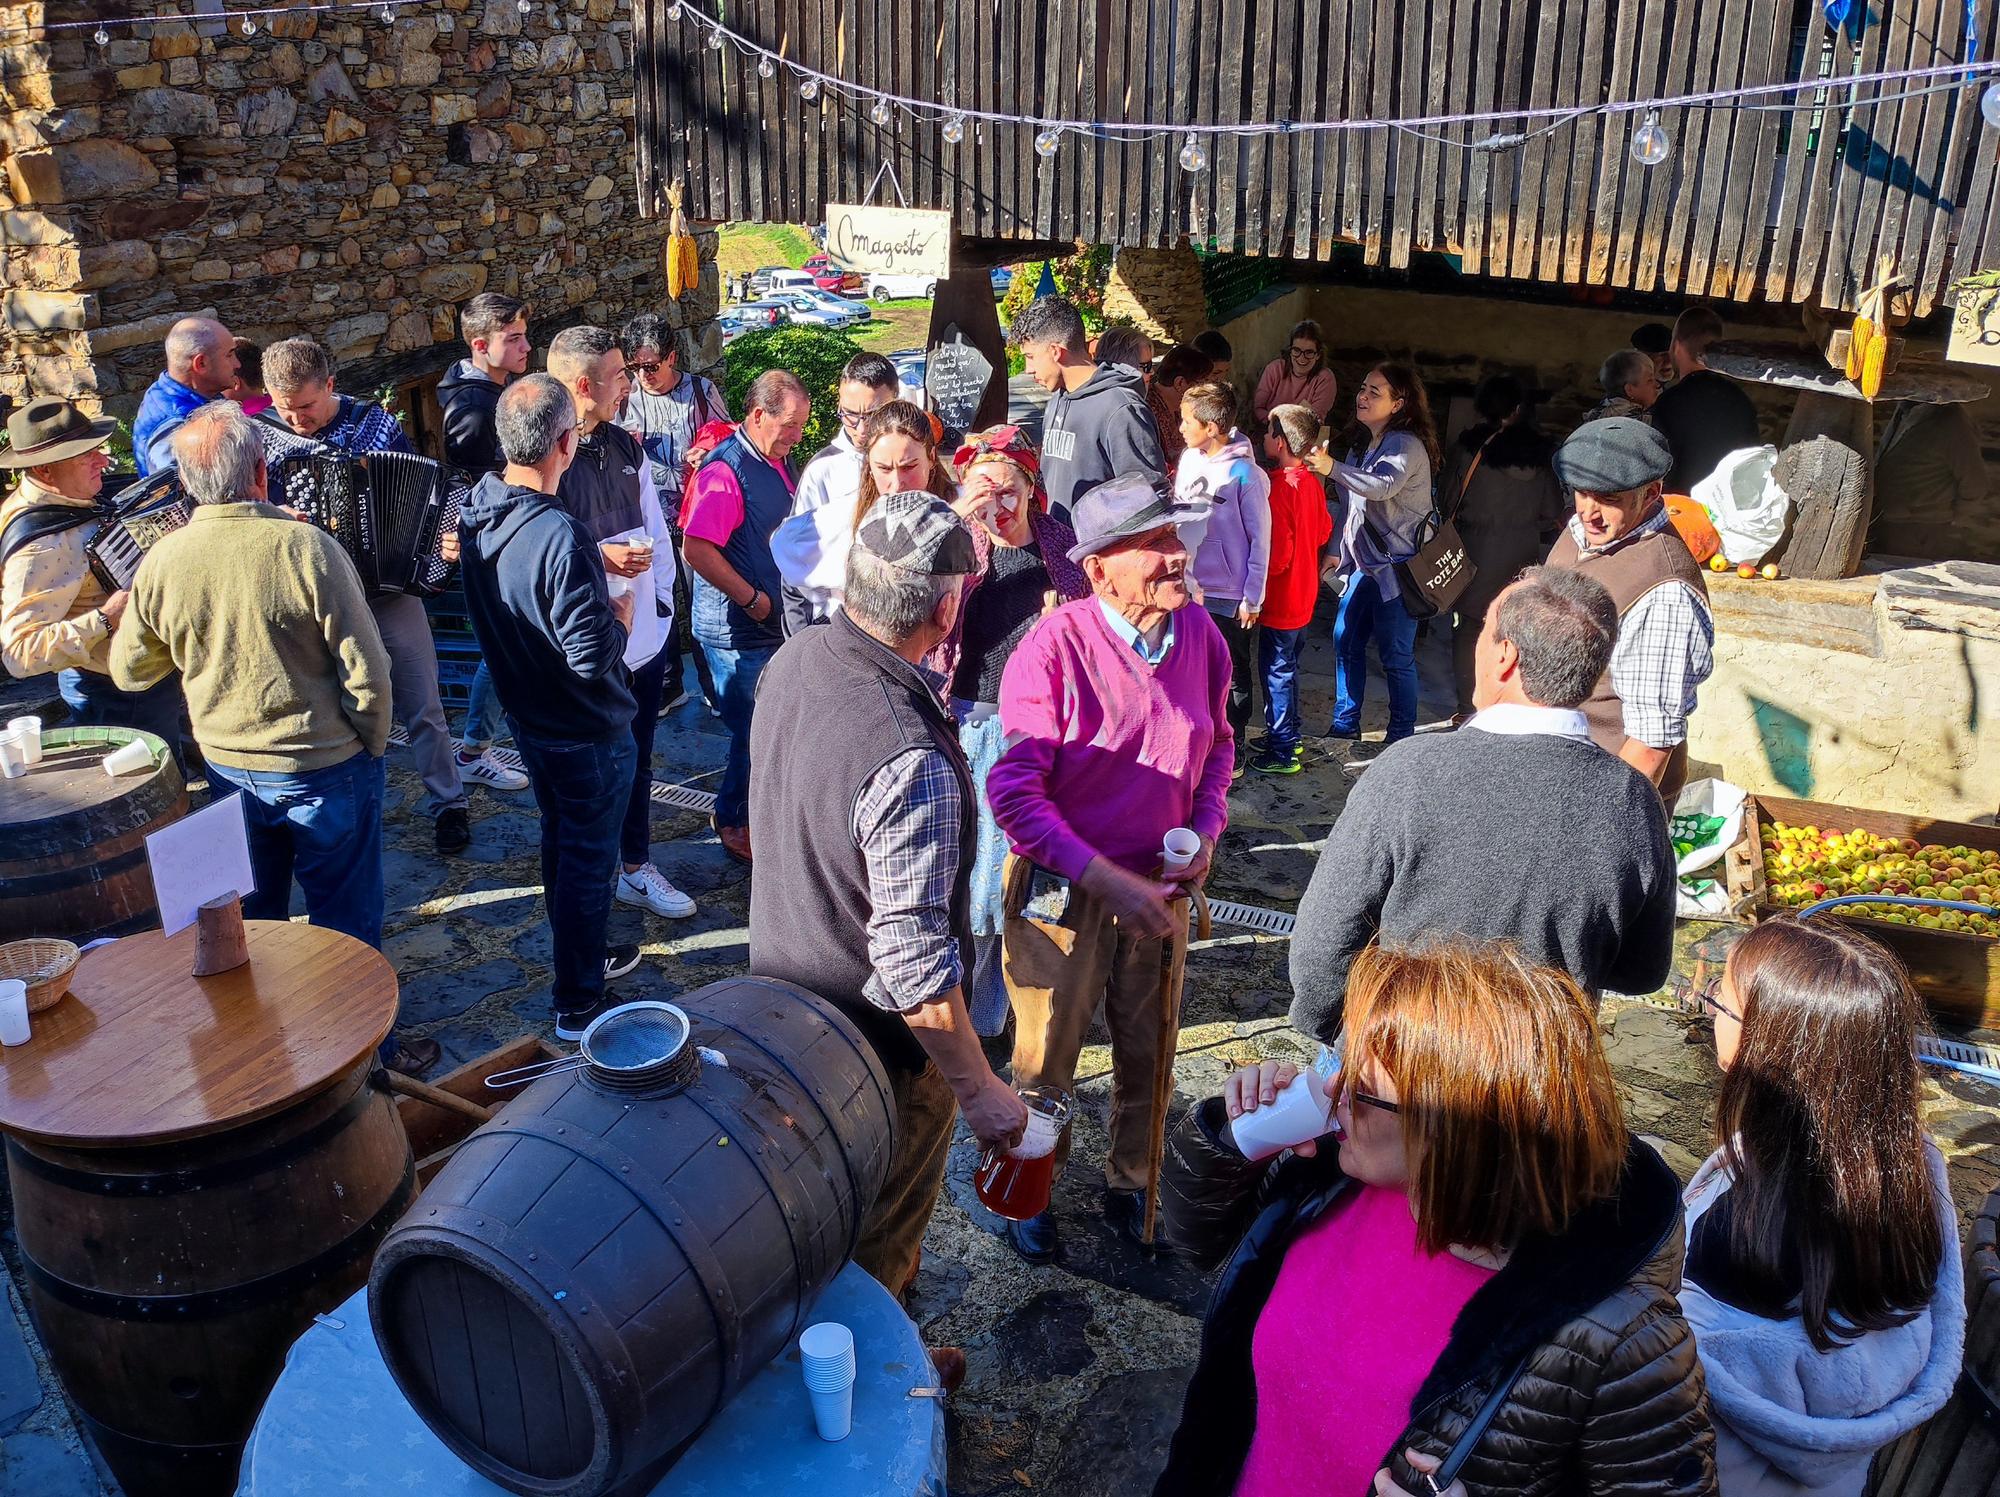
[1290,566,1677,1042]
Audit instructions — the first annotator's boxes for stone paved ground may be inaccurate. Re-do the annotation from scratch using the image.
[2,625,1997,1495]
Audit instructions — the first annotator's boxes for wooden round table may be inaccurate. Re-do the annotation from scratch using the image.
[0,920,414,1495]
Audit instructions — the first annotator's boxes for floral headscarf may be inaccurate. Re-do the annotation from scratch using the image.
[951,425,1046,512]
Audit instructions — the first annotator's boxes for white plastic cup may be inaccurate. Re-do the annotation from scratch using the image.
[103,738,154,777]
[807,1380,853,1441]
[0,980,29,1046]
[7,717,42,765]
[0,731,26,781]
[1162,827,1201,874]
[799,1321,854,1380]
[606,574,632,599]
[1228,1069,1334,1162]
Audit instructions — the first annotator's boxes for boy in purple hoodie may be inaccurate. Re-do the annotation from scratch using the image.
[1175,381,1272,747]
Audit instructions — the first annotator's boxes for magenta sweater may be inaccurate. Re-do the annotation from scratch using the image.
[989,598,1234,880]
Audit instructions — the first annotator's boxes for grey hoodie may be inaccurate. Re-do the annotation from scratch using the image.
[1039,361,1168,522]
[1679,1144,1965,1497]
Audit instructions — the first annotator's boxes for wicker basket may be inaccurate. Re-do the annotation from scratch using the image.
[0,938,80,1015]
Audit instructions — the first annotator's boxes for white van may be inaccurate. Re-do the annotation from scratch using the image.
[863,271,938,302]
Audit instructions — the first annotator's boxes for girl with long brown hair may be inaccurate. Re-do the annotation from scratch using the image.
[852,399,951,531]
[1682,918,1964,1497]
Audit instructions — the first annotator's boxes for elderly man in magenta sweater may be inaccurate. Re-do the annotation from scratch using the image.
[987,473,1234,1262]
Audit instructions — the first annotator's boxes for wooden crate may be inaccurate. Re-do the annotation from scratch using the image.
[1729,794,2000,1031]
[395,1034,561,1186]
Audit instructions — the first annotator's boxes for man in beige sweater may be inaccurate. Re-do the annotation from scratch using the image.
[109,403,430,1068]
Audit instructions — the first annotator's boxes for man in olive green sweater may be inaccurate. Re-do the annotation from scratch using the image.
[110,405,428,1064]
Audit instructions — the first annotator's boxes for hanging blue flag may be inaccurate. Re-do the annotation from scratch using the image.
[1035,261,1059,301]
[1823,0,1852,28]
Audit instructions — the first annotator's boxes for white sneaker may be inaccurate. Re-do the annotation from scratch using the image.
[455,746,528,792]
[617,863,697,919]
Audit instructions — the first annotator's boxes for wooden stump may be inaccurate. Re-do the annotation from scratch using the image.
[191,894,248,976]
[1771,392,1873,580]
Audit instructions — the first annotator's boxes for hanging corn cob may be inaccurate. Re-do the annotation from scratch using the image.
[663,178,699,301]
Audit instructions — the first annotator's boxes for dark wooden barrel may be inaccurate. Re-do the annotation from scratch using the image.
[0,725,188,944]
[1867,1181,2000,1497]
[369,977,896,1497]
[9,1060,414,1494]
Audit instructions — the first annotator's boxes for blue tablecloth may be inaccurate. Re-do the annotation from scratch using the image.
[238,1265,946,1496]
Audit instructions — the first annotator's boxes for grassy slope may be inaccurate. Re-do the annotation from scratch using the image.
[715,223,817,278]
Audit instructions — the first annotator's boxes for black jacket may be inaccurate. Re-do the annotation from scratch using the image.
[438,360,505,474]
[1153,1106,1716,1497]
[457,473,633,741]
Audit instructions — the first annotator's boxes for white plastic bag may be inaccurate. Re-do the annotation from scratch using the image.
[1693,446,1790,566]
[1672,777,1748,918]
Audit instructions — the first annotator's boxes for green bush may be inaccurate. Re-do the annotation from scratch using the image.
[721,325,864,457]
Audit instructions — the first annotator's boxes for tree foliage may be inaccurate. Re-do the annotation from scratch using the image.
[720,325,865,458]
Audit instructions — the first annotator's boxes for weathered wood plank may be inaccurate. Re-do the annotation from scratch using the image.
[1387,0,1424,268]
[1512,0,1565,279]
[1677,0,1752,294]
[1905,11,1976,310]
[1267,0,1301,255]
[1318,0,1354,257]
[1487,0,1534,279]
[1797,15,1889,305]
[1632,0,1704,292]
[1836,0,1924,310]
[1434,0,1477,257]
[1761,19,1828,302]
[1213,0,1248,252]
[1462,0,1503,273]
[1653,0,1725,292]
[1291,0,1326,259]
[1360,0,1393,263]
[1555,0,1604,284]
[1605,0,1665,288]
[1717,2,1793,300]
[1880,0,1953,305]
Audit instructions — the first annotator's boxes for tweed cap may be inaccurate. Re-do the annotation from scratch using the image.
[853,490,978,576]
[1553,416,1673,494]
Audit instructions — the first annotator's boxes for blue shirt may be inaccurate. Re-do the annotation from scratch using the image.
[1096,597,1176,665]
[133,373,210,476]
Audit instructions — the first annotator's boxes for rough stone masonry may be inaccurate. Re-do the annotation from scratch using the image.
[0,0,717,421]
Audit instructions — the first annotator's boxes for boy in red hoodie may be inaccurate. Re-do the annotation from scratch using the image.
[1253,404,1334,773]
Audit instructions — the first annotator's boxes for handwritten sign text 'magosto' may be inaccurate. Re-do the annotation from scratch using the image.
[825,204,953,278]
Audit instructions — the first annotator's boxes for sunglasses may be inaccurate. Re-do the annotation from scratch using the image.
[628,357,667,375]
[1335,1079,1399,1115]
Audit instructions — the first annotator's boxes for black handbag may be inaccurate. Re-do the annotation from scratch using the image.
[1359,505,1475,622]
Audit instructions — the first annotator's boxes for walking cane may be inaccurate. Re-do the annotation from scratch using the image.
[1143,884,1211,1247]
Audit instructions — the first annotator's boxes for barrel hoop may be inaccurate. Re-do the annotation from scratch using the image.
[20,1156,414,1321]
[1960,1365,2000,1422]
[75,1409,243,1463]
[5,1070,385,1196]
[472,1115,746,1397]
[0,840,150,894]
[672,1066,815,1320]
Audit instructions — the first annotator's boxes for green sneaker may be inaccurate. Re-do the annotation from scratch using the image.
[1252,746,1303,775]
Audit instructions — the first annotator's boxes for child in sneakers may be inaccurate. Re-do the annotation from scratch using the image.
[1253,404,1333,773]
[1176,381,1271,748]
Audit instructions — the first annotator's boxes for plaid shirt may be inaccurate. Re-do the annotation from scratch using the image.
[1567,509,1715,748]
[301,398,417,457]
[851,743,966,1014]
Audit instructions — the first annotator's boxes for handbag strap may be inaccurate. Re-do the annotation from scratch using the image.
[1449,425,1509,519]
[1425,1348,1535,1495]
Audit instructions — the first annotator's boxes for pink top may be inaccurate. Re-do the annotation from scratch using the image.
[1236,1185,1496,1497]
[989,597,1233,880]
[1252,360,1339,426]
[677,445,795,545]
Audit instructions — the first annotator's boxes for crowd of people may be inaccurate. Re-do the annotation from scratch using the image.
[0,284,1969,1493]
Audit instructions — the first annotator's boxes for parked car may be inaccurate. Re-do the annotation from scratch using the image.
[744,266,790,297]
[773,288,870,327]
[863,271,938,303]
[801,254,863,293]
[888,348,927,403]
[767,298,860,330]
[719,302,791,338]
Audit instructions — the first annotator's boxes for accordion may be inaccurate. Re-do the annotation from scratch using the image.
[85,470,193,590]
[256,424,464,597]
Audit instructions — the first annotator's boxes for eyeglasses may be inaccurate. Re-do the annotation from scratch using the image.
[838,404,886,429]
[628,358,664,375]
[1288,345,1318,358]
[1692,976,1741,1022]
[1336,1080,1399,1115]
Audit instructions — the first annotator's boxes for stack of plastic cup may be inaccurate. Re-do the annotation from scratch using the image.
[798,1321,856,1441]
[0,729,27,780]
[7,717,41,765]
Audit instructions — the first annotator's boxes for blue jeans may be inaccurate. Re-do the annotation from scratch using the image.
[1331,572,1419,742]
[699,637,776,829]
[1259,625,1307,755]
[205,752,386,950]
[622,646,670,867]
[58,668,188,770]
[459,662,504,753]
[511,722,636,1014]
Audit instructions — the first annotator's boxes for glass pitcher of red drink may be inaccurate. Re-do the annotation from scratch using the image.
[974,1085,1071,1221]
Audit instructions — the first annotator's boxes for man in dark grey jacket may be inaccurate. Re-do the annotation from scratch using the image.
[1289,565,1677,1041]
[1013,296,1168,521]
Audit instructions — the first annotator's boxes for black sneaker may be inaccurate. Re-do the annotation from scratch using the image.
[1252,746,1302,775]
[434,806,471,855]
[554,994,622,1043]
[603,944,642,982]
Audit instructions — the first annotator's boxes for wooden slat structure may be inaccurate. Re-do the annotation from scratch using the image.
[635,0,2000,313]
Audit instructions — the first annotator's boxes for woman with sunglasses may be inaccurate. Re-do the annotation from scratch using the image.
[1252,319,1338,430]
[920,427,1090,1034]
[1154,941,1716,1497]
[1682,919,1963,1497]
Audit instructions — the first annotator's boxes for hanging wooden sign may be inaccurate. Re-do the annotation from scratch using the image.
[1947,275,2000,368]
[824,204,953,278]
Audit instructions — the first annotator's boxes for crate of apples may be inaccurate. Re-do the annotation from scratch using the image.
[1760,821,2000,935]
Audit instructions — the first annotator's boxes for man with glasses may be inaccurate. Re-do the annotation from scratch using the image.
[773,353,902,632]
[1289,565,1677,1044]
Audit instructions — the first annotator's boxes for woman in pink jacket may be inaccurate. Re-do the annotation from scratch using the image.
[1252,320,1338,429]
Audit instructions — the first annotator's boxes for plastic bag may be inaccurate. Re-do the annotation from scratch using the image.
[1694,445,1790,566]
[1673,777,1748,918]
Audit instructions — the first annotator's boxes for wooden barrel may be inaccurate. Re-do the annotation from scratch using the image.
[0,725,188,944]
[1867,1181,2000,1497]
[369,977,896,1497]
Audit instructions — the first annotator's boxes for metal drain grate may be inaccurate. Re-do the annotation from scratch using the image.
[650,781,719,814]
[1205,900,1297,936]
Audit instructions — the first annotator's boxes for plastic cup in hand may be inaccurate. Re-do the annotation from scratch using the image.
[975,1085,1072,1221]
[102,738,154,777]
[0,731,26,781]
[1228,1069,1333,1162]
[0,980,29,1046]
[606,574,632,599]
[1162,827,1201,874]
[7,717,42,765]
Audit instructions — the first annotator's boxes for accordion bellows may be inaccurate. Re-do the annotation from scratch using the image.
[88,425,467,598]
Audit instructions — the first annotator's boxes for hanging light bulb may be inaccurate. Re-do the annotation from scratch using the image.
[756,55,775,79]
[1178,132,1207,172]
[378,4,394,22]
[241,16,257,34]
[1984,81,2000,129]
[93,24,110,44]
[705,27,724,49]
[870,98,892,125]
[1035,127,1060,158]
[519,0,534,12]
[942,114,966,145]
[800,75,819,101]
[665,0,681,15]
[1631,112,1671,167]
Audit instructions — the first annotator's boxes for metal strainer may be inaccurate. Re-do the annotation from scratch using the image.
[485,1001,699,1094]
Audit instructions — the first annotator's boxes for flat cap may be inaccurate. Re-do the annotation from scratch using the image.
[1553,416,1673,494]
[854,490,978,576]
[1065,471,1195,564]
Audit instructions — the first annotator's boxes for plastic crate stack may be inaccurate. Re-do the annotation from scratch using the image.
[424,590,481,708]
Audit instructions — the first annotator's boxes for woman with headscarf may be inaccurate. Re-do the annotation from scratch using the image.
[927,426,1090,1035]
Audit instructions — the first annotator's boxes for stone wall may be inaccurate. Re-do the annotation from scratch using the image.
[0,0,717,424]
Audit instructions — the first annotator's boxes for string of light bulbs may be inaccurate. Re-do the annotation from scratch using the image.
[0,0,540,44]
[664,0,2000,169]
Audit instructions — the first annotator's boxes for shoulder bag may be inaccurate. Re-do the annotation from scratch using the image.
[1357,457,1477,621]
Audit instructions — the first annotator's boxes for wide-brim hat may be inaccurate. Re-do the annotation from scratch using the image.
[0,397,114,469]
[1065,472,1196,564]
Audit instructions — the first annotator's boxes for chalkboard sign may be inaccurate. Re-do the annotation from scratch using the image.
[925,340,994,436]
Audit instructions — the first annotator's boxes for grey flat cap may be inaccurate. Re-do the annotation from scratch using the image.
[1554,416,1673,494]
[1065,472,1194,564]
[854,490,978,576]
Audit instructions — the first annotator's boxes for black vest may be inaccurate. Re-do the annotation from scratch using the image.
[555,422,648,544]
[747,611,976,1072]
